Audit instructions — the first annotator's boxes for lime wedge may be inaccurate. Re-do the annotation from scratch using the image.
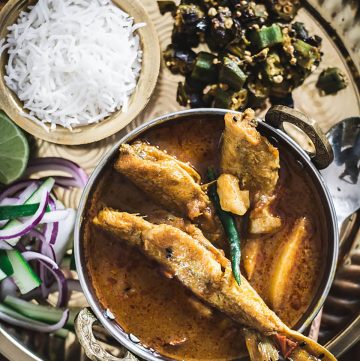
[0,111,29,185]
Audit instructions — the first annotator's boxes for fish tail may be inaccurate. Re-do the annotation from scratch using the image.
[285,329,337,361]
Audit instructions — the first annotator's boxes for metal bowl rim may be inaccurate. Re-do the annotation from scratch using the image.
[74,108,339,361]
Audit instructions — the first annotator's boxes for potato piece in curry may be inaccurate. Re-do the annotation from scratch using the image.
[84,112,329,361]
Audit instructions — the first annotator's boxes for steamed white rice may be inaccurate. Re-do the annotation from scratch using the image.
[0,0,144,130]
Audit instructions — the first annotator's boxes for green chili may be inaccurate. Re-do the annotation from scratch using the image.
[207,168,241,285]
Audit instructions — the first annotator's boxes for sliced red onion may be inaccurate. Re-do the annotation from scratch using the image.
[28,228,46,243]
[17,183,38,203]
[52,176,80,188]
[44,196,58,245]
[0,240,13,250]
[0,184,38,228]
[22,252,68,307]
[26,158,88,188]
[0,197,20,206]
[40,210,70,224]
[0,180,39,202]
[39,241,56,292]
[22,251,58,270]
[0,308,69,333]
[0,191,49,240]
[52,209,76,262]
[36,176,81,189]
[0,278,18,299]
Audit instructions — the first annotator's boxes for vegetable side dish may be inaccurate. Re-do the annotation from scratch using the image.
[160,0,323,109]
[85,110,334,361]
[0,151,87,335]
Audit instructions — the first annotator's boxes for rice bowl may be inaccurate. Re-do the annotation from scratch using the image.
[0,0,160,144]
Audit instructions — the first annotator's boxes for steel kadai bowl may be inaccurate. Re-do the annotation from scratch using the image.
[74,107,339,361]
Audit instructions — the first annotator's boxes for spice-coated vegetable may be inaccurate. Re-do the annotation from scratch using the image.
[157,1,177,15]
[316,67,347,95]
[219,57,247,90]
[190,52,218,83]
[249,23,283,51]
[160,0,326,109]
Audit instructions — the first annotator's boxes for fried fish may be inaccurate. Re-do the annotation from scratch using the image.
[115,142,223,243]
[94,209,336,361]
[221,110,281,234]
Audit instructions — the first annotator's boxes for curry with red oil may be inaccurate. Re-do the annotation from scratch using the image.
[83,116,326,361]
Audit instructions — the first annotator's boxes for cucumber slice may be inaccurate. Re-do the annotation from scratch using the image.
[4,177,55,246]
[0,268,7,281]
[0,249,14,276]
[4,296,77,330]
[6,250,41,294]
[0,303,69,337]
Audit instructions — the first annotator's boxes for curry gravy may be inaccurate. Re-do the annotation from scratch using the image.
[84,117,326,361]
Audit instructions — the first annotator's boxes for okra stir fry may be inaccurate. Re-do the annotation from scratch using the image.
[159,0,324,109]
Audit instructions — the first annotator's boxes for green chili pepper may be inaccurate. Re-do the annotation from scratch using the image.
[316,67,347,95]
[207,168,241,285]
[249,24,283,51]
[219,57,247,91]
[0,203,41,220]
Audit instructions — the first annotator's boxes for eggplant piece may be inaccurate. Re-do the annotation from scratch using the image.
[163,45,196,75]
[176,82,206,108]
[247,78,269,108]
[232,1,268,27]
[219,57,247,90]
[172,4,207,47]
[177,81,189,106]
[316,67,347,95]
[291,22,309,42]
[157,1,177,15]
[214,87,248,110]
[270,93,294,108]
[207,6,240,50]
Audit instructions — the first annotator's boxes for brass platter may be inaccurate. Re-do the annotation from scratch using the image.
[0,0,359,359]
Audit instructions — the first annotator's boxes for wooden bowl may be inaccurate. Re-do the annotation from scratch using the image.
[0,0,160,145]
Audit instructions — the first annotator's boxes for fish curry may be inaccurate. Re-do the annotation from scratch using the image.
[84,111,328,361]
